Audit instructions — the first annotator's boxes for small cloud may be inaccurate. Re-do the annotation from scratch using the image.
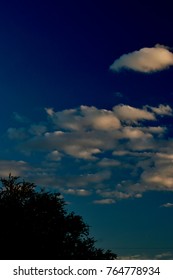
[64,188,91,196]
[160,202,173,208]
[118,254,145,260]
[110,44,173,73]
[145,104,172,116]
[114,92,123,98]
[46,150,62,161]
[98,158,120,167]
[45,107,54,116]
[93,198,115,204]
[155,252,173,259]
[13,112,29,123]
[7,127,28,140]
[29,124,47,136]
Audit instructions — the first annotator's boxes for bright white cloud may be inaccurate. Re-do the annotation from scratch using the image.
[110,44,173,73]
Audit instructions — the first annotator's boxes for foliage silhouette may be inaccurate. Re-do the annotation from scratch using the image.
[0,174,117,260]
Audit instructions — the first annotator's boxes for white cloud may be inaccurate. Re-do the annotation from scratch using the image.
[121,126,152,139]
[145,104,172,116]
[63,188,91,196]
[156,153,173,160]
[45,105,121,131]
[99,190,133,200]
[118,254,146,260]
[45,107,54,116]
[142,166,173,190]
[160,203,173,208]
[155,252,173,259]
[110,44,173,73]
[46,150,62,161]
[113,104,155,122]
[6,103,173,200]
[93,198,115,204]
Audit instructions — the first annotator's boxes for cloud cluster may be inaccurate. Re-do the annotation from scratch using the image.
[6,103,173,202]
[110,44,173,73]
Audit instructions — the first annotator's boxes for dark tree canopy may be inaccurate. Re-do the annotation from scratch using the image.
[0,174,117,260]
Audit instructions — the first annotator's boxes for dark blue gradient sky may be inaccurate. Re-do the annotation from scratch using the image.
[0,1,173,259]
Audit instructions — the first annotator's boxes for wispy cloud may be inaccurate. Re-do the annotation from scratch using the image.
[110,44,173,73]
[93,199,116,204]
[155,252,173,259]
[0,160,29,177]
[160,203,173,208]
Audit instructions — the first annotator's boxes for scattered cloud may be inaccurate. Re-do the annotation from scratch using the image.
[5,103,173,201]
[110,44,173,73]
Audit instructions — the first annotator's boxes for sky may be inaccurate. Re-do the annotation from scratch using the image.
[1,0,173,260]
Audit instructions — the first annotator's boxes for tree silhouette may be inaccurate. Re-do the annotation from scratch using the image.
[0,174,117,260]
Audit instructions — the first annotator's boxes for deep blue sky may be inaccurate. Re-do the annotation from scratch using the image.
[1,0,173,259]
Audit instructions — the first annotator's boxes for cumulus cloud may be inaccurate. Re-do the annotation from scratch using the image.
[142,164,173,190]
[113,104,155,122]
[45,105,121,131]
[110,44,173,73]
[6,103,173,200]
